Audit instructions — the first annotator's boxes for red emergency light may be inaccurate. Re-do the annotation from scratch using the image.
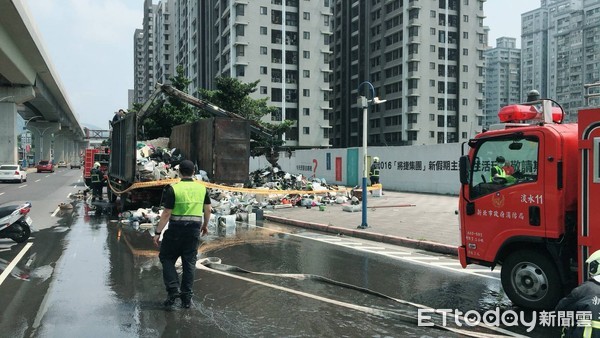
[498,104,563,123]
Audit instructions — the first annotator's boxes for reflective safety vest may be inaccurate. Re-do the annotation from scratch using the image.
[91,169,102,183]
[171,180,207,220]
[583,321,600,338]
[370,163,380,177]
[562,320,600,338]
[490,165,505,181]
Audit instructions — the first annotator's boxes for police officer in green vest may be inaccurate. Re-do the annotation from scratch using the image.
[153,160,211,309]
[556,249,600,337]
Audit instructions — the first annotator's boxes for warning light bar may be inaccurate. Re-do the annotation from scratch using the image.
[498,104,563,123]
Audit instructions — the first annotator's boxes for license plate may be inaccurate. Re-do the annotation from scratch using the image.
[25,216,32,225]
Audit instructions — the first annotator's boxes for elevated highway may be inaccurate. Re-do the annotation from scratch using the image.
[0,0,86,165]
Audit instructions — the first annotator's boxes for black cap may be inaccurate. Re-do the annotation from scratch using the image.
[179,160,194,175]
[496,156,505,163]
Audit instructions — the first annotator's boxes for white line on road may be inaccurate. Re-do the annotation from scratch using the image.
[383,251,412,255]
[403,256,441,261]
[35,179,41,182]
[0,192,4,196]
[18,184,26,189]
[0,242,33,286]
[51,207,60,217]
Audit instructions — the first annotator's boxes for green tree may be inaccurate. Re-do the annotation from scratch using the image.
[198,77,292,160]
[140,65,197,139]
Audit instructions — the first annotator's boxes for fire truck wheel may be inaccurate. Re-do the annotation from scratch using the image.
[501,250,561,310]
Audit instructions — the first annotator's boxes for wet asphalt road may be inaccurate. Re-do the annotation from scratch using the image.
[0,170,562,337]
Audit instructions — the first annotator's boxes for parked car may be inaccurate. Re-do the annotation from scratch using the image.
[36,160,54,173]
[0,164,27,183]
[70,161,82,169]
[57,161,67,168]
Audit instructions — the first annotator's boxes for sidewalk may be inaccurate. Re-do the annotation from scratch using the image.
[262,190,460,256]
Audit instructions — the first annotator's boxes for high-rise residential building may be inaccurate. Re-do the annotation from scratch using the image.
[154,0,175,86]
[209,0,334,148]
[522,0,600,121]
[172,0,214,93]
[136,0,158,104]
[329,0,487,147]
[484,37,521,126]
[134,0,333,148]
[133,28,145,105]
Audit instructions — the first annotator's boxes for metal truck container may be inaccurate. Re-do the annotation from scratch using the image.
[170,117,250,184]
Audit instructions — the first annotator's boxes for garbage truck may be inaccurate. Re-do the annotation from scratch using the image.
[107,83,274,209]
[457,95,600,310]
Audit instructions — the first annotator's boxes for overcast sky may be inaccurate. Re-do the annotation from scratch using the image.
[21,0,541,130]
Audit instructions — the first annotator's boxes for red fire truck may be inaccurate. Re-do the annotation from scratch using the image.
[83,147,109,187]
[458,98,600,310]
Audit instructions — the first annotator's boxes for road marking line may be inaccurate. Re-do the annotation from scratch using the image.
[403,256,441,261]
[0,192,4,196]
[435,262,462,266]
[35,179,41,182]
[383,251,412,255]
[18,184,26,189]
[0,242,33,286]
[356,246,385,250]
[51,207,60,217]
[466,268,499,273]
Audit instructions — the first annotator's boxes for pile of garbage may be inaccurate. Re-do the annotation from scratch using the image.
[135,137,209,182]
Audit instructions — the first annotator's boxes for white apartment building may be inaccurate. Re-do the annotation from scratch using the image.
[522,0,600,121]
[484,37,521,127]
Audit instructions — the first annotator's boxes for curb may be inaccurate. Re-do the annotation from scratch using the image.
[264,215,458,256]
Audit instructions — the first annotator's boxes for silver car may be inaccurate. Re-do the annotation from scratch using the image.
[0,164,27,183]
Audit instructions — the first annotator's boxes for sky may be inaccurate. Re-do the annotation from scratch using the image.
[21,0,541,130]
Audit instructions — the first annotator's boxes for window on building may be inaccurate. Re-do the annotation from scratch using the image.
[303,89,310,97]
[430,97,435,104]
[463,15,468,22]
[462,98,468,105]
[463,65,468,72]
[260,26,268,35]
[303,108,310,116]
[431,28,436,35]
[462,115,468,122]
[430,45,436,52]
[260,66,268,74]
[463,32,468,39]
[260,86,267,94]
[303,70,310,78]
[303,12,310,20]
[303,127,310,135]
[260,6,267,15]
[260,46,268,55]
[303,50,310,58]
[236,25,245,36]
[236,65,246,76]
[463,48,468,56]
[236,4,245,16]
[462,132,467,139]
[303,31,310,39]
[236,45,245,56]
[430,10,436,18]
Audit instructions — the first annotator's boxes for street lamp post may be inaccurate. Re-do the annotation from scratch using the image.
[357,81,386,229]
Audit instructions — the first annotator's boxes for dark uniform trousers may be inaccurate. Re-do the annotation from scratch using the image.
[556,280,600,338]
[158,221,201,297]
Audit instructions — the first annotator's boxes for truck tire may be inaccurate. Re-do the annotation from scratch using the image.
[501,250,562,310]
